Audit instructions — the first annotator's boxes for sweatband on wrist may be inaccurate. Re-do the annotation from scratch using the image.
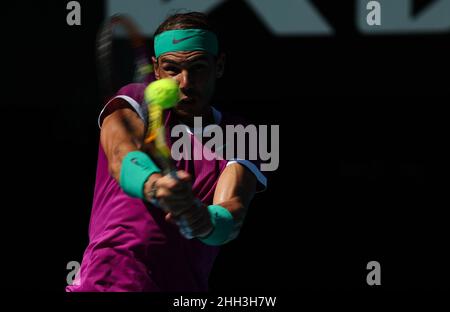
[154,29,219,58]
[199,205,235,246]
[120,151,160,199]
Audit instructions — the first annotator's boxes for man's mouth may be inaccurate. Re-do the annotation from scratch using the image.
[178,97,196,106]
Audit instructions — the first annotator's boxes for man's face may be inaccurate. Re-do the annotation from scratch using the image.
[153,51,224,118]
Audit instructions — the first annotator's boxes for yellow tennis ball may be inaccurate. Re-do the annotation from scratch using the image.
[144,78,179,109]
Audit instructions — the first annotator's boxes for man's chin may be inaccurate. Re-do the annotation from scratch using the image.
[173,106,196,119]
[174,102,202,117]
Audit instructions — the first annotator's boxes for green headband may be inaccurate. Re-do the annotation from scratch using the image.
[154,29,218,58]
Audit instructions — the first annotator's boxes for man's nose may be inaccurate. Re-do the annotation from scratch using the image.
[178,69,192,92]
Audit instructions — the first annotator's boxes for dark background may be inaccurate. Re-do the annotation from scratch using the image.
[1,0,449,295]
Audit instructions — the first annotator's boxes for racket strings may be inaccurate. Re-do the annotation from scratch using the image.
[109,15,153,84]
[97,14,153,96]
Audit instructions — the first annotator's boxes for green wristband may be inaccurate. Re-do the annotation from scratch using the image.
[200,205,235,246]
[120,151,161,199]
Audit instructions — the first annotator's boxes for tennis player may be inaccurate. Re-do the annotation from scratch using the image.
[67,12,266,292]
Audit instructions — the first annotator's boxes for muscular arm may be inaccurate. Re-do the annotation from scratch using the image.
[100,99,146,181]
[213,163,257,241]
[100,99,169,201]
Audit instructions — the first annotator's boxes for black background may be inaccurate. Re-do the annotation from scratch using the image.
[1,0,449,297]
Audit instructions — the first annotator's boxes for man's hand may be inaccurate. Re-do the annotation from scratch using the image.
[144,170,193,214]
[144,171,213,239]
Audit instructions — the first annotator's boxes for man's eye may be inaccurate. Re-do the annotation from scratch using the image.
[163,66,179,74]
[191,64,208,71]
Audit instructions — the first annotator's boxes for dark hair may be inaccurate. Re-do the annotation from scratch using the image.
[155,11,217,38]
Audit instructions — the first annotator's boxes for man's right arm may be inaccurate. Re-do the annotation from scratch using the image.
[100,100,146,180]
[100,99,164,200]
[99,98,192,209]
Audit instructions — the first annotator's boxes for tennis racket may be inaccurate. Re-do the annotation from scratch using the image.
[96,14,175,173]
[96,14,153,101]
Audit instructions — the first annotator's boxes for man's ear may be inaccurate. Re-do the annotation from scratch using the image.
[152,56,160,79]
[216,53,225,79]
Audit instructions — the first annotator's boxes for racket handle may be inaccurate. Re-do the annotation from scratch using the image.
[150,169,204,239]
[168,170,203,208]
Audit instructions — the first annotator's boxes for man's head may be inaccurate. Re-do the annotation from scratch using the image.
[152,12,225,120]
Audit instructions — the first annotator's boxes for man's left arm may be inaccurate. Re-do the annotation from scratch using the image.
[165,163,258,243]
[212,163,257,241]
